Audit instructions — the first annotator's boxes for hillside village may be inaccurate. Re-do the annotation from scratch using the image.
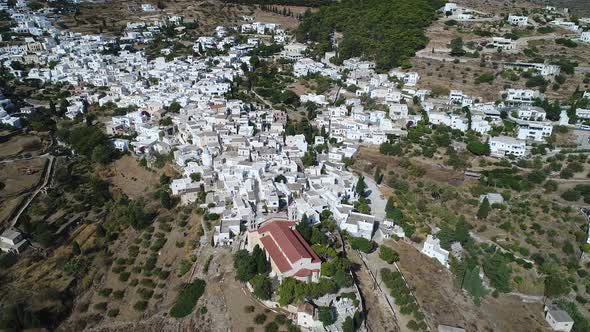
[2,0,590,331]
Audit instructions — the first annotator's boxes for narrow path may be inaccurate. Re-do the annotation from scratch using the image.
[9,155,55,229]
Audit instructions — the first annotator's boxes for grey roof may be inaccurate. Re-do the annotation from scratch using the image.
[547,307,573,323]
[1,229,21,241]
[438,325,465,332]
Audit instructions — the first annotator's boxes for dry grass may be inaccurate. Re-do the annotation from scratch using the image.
[0,135,43,159]
[389,240,548,332]
[102,155,160,199]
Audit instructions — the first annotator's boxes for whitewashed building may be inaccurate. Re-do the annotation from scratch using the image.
[489,136,526,158]
[422,235,449,267]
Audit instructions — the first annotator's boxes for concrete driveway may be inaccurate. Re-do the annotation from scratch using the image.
[364,176,387,220]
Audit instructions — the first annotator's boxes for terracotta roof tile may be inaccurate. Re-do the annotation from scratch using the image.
[257,219,321,273]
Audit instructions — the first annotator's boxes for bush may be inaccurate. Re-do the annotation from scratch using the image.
[98,288,113,297]
[94,302,107,311]
[467,140,490,156]
[137,288,154,300]
[107,308,119,317]
[265,322,279,332]
[119,271,131,282]
[0,253,17,270]
[475,72,495,84]
[556,38,577,48]
[318,306,336,326]
[113,290,125,300]
[275,314,287,325]
[482,253,512,293]
[349,237,374,253]
[544,180,558,193]
[380,142,402,156]
[133,300,148,311]
[251,274,272,300]
[254,313,267,325]
[561,189,581,202]
[169,279,206,318]
[526,75,547,88]
[379,246,400,264]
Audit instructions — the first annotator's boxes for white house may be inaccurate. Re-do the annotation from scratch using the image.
[517,121,553,142]
[294,58,324,78]
[300,93,328,106]
[0,109,21,128]
[516,107,546,121]
[213,218,241,247]
[0,229,28,254]
[504,89,542,106]
[141,3,156,12]
[491,37,517,50]
[576,108,590,120]
[443,3,458,13]
[341,212,375,240]
[112,139,130,151]
[544,305,574,332]
[508,15,528,26]
[479,193,504,206]
[422,235,449,267]
[170,177,201,196]
[582,32,590,44]
[297,303,322,330]
[489,136,526,158]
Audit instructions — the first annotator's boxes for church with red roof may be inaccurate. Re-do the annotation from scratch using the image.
[247,217,321,283]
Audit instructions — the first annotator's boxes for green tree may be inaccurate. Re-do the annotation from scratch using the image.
[233,250,255,281]
[476,197,490,220]
[91,145,113,165]
[544,274,570,299]
[251,274,272,300]
[71,241,81,256]
[450,37,466,56]
[160,190,173,209]
[355,176,367,197]
[380,142,402,156]
[467,140,490,156]
[482,253,512,293]
[252,245,269,275]
[379,245,399,264]
[333,270,353,288]
[168,101,181,112]
[190,172,202,182]
[349,237,374,253]
[277,278,298,306]
[318,306,335,326]
[169,279,206,318]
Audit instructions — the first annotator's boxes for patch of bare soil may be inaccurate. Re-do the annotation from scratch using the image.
[251,6,309,31]
[0,159,46,197]
[103,155,160,199]
[0,135,43,159]
[354,146,468,186]
[389,240,550,332]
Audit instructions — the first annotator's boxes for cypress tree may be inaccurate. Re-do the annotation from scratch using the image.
[477,197,490,220]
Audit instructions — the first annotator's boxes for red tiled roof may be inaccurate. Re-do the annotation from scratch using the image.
[257,219,321,273]
[293,268,319,277]
[260,235,291,273]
